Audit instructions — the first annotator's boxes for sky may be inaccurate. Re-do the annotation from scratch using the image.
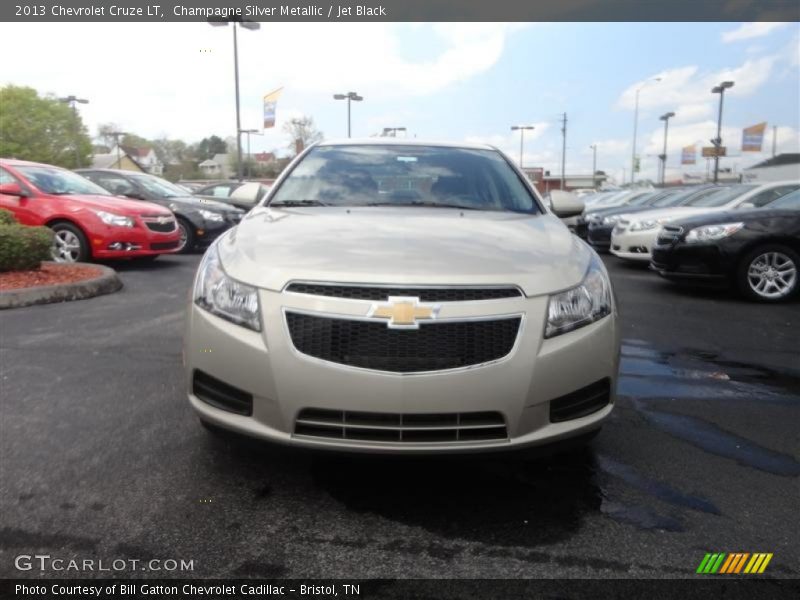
[1,21,798,183]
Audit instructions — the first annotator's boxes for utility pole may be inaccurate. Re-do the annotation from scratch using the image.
[589,144,597,189]
[711,81,734,184]
[659,111,675,186]
[630,77,662,184]
[108,131,127,169]
[560,112,567,190]
[772,125,777,157]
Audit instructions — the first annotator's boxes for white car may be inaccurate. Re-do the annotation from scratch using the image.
[610,181,800,262]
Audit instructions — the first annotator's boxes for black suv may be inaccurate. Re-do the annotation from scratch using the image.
[76,169,244,253]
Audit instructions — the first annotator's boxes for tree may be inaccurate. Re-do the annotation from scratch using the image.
[194,135,227,160]
[282,116,323,156]
[0,85,92,168]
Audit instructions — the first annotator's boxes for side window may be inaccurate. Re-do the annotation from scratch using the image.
[0,167,16,185]
[212,185,232,198]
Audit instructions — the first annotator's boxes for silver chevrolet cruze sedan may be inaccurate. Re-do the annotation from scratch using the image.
[184,140,620,453]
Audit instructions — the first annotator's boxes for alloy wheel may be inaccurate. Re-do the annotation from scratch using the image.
[176,221,189,252]
[52,230,83,263]
[746,251,797,300]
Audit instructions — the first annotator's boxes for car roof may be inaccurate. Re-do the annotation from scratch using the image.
[0,158,66,169]
[315,138,496,151]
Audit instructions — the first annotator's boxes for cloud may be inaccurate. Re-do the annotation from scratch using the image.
[722,22,787,43]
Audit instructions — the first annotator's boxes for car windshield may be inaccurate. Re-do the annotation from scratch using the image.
[649,190,689,207]
[127,172,190,198]
[686,184,758,207]
[629,192,657,206]
[269,144,541,213]
[16,166,111,196]
[765,190,800,210]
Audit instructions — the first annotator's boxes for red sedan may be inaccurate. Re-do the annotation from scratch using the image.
[0,159,181,262]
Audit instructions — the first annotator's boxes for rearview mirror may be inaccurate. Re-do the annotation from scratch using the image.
[0,182,27,197]
[549,190,584,218]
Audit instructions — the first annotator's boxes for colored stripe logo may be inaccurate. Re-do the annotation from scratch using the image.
[697,553,773,574]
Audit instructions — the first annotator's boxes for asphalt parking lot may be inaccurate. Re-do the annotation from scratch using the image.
[1,252,798,580]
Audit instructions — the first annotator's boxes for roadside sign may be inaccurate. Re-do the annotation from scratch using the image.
[702,146,726,157]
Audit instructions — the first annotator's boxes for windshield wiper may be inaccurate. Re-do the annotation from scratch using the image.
[270,200,329,207]
[365,201,481,211]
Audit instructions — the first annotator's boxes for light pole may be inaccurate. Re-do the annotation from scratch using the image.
[630,77,662,184]
[333,92,363,138]
[589,144,597,189]
[58,95,89,167]
[239,128,262,178]
[658,111,675,186]
[209,17,260,182]
[711,81,734,184]
[382,127,406,137]
[510,125,535,169]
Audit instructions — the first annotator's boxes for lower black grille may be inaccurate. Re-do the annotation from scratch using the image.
[295,408,507,443]
[285,283,522,302]
[150,241,180,250]
[286,312,521,373]
[144,220,176,233]
[549,379,611,423]
[193,370,253,416]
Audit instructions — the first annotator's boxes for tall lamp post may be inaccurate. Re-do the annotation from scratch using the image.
[589,144,597,189]
[382,127,406,137]
[658,111,675,186]
[58,95,89,167]
[108,131,128,169]
[630,77,662,184]
[333,92,363,138]
[209,17,260,182]
[510,125,535,169]
[711,81,734,183]
[239,128,262,178]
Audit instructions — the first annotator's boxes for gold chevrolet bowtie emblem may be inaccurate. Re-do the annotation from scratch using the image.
[368,296,440,329]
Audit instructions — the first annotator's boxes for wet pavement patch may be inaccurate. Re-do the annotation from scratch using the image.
[312,449,603,547]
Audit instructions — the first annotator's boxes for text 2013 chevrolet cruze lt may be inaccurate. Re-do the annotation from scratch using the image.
[184,140,620,453]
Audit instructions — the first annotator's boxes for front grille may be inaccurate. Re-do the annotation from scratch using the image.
[656,225,683,247]
[285,283,522,302]
[549,378,611,423]
[150,241,180,251]
[295,408,507,443]
[143,219,177,233]
[192,370,253,416]
[286,312,521,373]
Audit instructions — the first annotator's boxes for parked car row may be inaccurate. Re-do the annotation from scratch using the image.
[576,182,800,302]
[0,159,249,262]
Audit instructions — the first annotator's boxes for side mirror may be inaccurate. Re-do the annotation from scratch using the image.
[0,182,26,197]
[549,190,584,218]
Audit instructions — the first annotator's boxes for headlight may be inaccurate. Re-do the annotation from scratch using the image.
[602,214,624,225]
[545,255,613,338]
[684,222,743,243]
[94,210,134,228]
[198,209,225,222]
[629,218,668,231]
[193,244,261,331]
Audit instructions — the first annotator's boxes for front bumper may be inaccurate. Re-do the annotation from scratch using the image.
[610,228,659,261]
[90,225,181,258]
[651,243,730,284]
[193,215,241,248]
[587,223,613,251]
[184,288,620,454]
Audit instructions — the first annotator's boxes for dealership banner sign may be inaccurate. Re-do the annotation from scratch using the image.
[742,122,767,152]
[263,87,283,129]
[681,145,696,165]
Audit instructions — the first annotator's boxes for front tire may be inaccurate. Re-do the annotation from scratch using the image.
[175,218,195,254]
[50,222,90,263]
[737,245,799,302]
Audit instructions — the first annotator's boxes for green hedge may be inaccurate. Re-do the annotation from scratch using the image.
[0,222,54,272]
[0,208,17,226]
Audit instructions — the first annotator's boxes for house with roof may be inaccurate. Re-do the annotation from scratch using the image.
[90,149,145,172]
[107,145,163,175]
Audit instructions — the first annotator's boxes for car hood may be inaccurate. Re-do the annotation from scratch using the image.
[668,208,799,229]
[162,195,239,213]
[621,206,724,224]
[52,194,172,216]
[217,207,593,296]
